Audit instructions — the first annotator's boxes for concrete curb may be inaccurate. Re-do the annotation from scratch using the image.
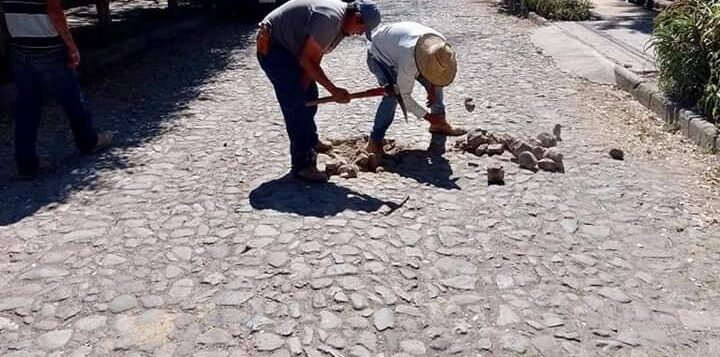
[527,12,549,26]
[530,11,718,153]
[614,66,718,152]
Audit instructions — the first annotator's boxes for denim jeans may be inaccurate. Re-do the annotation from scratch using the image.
[11,47,98,174]
[367,53,445,142]
[258,43,320,171]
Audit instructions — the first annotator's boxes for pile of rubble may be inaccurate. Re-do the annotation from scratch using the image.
[320,137,402,179]
[320,124,567,183]
[455,124,565,184]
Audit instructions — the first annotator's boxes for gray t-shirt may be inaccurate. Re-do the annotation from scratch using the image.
[262,0,348,57]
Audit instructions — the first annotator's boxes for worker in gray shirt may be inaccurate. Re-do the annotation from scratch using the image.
[257,0,381,183]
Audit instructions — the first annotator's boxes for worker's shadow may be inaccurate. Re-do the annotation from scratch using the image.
[249,175,397,217]
[382,134,460,190]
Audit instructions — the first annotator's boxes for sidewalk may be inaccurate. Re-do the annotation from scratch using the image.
[530,0,719,152]
[531,0,658,84]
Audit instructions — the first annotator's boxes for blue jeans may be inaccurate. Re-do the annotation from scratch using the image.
[11,47,98,174]
[367,53,445,142]
[258,43,320,171]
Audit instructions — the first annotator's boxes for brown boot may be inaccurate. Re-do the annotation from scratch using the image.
[366,140,384,157]
[315,139,332,153]
[427,115,467,136]
[92,131,113,153]
[293,166,329,183]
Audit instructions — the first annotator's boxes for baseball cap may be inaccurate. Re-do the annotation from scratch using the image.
[354,0,381,40]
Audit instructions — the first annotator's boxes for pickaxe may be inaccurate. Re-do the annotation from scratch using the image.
[306,86,388,106]
[306,85,409,122]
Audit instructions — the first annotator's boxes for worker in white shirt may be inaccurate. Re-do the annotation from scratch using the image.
[365,22,466,156]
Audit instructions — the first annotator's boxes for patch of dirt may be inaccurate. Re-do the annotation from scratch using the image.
[319,137,410,178]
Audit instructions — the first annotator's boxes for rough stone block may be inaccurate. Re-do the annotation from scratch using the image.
[631,83,655,108]
[678,109,695,136]
[666,101,682,124]
[688,118,718,151]
[528,12,548,26]
[648,92,671,122]
[614,65,643,93]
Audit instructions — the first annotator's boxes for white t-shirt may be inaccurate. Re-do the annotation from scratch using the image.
[369,22,445,118]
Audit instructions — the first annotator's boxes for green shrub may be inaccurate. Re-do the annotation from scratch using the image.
[652,0,720,123]
[526,0,593,21]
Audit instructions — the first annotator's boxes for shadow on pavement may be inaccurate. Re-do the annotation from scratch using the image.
[0,21,256,225]
[382,134,461,190]
[249,175,393,217]
[592,18,655,36]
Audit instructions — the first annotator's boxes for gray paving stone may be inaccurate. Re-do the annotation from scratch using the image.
[373,308,395,331]
[140,295,164,308]
[399,339,426,355]
[199,328,232,345]
[0,297,33,311]
[169,279,194,299]
[497,305,520,326]
[215,291,253,306]
[319,311,342,330]
[0,316,19,331]
[677,309,720,331]
[501,334,529,354]
[254,333,285,351]
[109,295,138,313]
[37,329,73,350]
[598,287,632,303]
[74,315,107,331]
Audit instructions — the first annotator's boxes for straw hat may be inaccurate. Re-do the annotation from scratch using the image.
[415,34,457,87]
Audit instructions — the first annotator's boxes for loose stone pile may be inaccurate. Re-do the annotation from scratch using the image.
[319,137,404,179]
[455,124,565,174]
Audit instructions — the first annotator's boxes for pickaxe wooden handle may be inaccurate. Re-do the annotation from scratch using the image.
[306,86,388,107]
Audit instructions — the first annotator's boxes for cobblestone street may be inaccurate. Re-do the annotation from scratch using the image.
[2,0,720,356]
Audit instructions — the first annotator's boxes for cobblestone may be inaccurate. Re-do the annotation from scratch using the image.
[1,0,720,355]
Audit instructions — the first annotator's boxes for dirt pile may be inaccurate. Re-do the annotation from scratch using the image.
[319,137,406,179]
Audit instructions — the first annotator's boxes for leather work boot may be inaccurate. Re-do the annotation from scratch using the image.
[427,115,467,136]
[294,166,329,183]
[92,131,113,153]
[366,140,384,157]
[315,139,332,153]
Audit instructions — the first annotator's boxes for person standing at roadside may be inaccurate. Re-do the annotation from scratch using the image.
[2,0,112,179]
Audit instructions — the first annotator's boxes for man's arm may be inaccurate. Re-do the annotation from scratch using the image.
[299,36,350,103]
[47,0,80,68]
[396,67,428,119]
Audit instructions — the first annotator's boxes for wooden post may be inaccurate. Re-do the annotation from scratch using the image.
[96,0,111,31]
